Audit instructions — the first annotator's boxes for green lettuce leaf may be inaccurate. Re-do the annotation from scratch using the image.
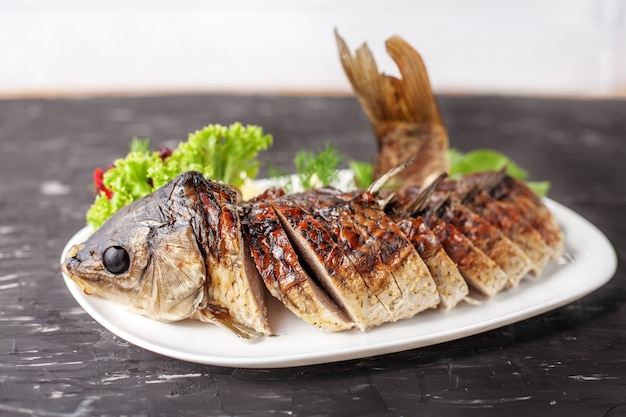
[86,123,272,229]
[448,148,550,197]
[348,149,550,197]
[169,123,272,188]
[349,160,374,189]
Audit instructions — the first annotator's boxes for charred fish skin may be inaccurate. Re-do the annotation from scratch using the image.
[294,195,408,321]
[396,216,469,310]
[282,189,440,320]
[432,173,555,277]
[429,216,508,298]
[386,172,563,296]
[442,202,533,288]
[271,197,394,330]
[388,183,509,298]
[454,172,563,258]
[493,176,564,258]
[241,200,354,332]
[284,190,411,321]
[191,173,272,338]
[345,194,440,317]
[465,191,553,276]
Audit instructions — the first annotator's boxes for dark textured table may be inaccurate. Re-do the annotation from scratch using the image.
[1,93,624,416]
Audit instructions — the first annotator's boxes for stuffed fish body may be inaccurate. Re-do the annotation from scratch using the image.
[62,169,562,339]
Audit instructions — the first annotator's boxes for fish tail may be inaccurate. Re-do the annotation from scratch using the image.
[335,30,449,189]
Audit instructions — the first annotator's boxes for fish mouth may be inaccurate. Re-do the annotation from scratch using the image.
[61,243,93,293]
[62,243,84,273]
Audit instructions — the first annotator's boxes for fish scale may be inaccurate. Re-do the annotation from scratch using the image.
[348,197,439,315]
[468,192,552,276]
[396,217,468,310]
[243,201,353,332]
[192,176,272,337]
[271,198,392,330]
[280,192,407,319]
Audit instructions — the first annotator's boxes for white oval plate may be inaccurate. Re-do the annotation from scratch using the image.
[61,199,617,368]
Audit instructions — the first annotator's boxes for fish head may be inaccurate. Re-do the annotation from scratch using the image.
[62,173,207,322]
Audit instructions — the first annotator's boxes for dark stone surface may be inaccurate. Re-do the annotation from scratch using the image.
[0,93,624,416]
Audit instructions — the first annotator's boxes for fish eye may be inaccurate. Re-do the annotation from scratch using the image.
[102,246,130,274]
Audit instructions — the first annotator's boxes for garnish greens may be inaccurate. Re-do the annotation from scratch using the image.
[347,149,550,197]
[269,143,345,192]
[166,123,272,188]
[294,143,343,189]
[349,160,374,190]
[448,149,550,197]
[86,124,549,230]
[86,123,272,229]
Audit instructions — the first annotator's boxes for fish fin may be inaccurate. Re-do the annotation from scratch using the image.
[367,156,416,194]
[195,303,268,341]
[336,30,444,129]
[213,317,267,341]
[351,157,416,210]
[404,173,449,217]
[335,30,449,189]
[384,35,445,125]
[460,169,508,203]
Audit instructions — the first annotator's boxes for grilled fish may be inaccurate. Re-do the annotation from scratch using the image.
[61,33,564,340]
[62,169,562,339]
[335,30,449,190]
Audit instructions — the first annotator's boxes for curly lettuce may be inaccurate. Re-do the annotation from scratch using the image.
[86,123,272,229]
[86,122,549,231]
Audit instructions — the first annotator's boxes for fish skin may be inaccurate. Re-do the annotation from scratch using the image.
[465,191,553,277]
[386,181,509,298]
[442,203,533,288]
[271,198,394,330]
[493,176,564,258]
[302,198,408,321]
[429,217,508,298]
[346,195,440,317]
[192,176,272,337]
[456,173,564,263]
[282,190,410,320]
[282,189,440,320]
[396,217,469,310]
[242,200,354,332]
